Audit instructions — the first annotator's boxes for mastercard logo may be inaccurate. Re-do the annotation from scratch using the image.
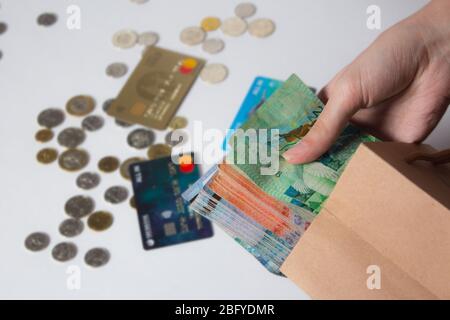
[178,154,195,173]
[179,58,198,75]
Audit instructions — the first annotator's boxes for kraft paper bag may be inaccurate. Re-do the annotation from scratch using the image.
[280,142,450,300]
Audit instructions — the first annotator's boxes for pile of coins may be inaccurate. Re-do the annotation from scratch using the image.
[179,2,276,84]
[30,90,191,266]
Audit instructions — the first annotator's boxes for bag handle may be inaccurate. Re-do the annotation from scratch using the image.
[405,148,450,165]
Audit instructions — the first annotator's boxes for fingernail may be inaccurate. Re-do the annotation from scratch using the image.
[282,143,305,163]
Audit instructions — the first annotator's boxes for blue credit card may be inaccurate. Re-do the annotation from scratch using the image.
[223,76,283,150]
[129,154,214,250]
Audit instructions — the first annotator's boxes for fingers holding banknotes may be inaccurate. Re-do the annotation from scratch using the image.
[283,0,450,164]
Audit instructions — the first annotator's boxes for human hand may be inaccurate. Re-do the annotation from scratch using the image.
[283,0,450,164]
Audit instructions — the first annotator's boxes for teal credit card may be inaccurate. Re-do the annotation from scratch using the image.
[223,76,283,150]
[130,154,214,250]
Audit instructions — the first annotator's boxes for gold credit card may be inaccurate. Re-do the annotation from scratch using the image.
[107,47,205,130]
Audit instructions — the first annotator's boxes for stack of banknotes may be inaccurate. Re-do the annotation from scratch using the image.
[183,74,378,275]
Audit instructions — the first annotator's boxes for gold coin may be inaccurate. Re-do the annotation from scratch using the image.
[98,156,120,173]
[37,148,58,164]
[147,144,172,160]
[87,211,113,232]
[66,95,95,116]
[129,196,136,209]
[35,129,54,142]
[120,157,144,180]
[168,116,188,130]
[58,149,89,172]
[201,16,221,32]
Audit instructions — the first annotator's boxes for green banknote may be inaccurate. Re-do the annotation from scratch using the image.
[227,74,378,214]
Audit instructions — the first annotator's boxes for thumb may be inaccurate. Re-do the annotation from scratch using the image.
[282,81,362,164]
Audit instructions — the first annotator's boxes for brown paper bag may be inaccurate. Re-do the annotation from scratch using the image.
[280,142,450,300]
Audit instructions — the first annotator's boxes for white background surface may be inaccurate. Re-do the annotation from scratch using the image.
[0,0,447,299]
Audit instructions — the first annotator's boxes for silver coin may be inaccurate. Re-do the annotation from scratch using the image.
[112,29,138,49]
[102,98,114,112]
[138,31,159,46]
[0,22,8,35]
[59,219,84,238]
[76,172,100,190]
[82,115,104,131]
[248,18,276,38]
[165,130,188,147]
[37,108,65,128]
[58,149,89,171]
[221,17,247,37]
[106,62,128,78]
[180,26,206,46]
[57,127,86,148]
[64,195,95,219]
[127,128,155,149]
[104,186,129,204]
[200,63,229,84]
[24,232,50,252]
[202,38,225,54]
[115,118,134,128]
[51,242,77,262]
[84,248,110,268]
[37,13,57,26]
[234,3,257,19]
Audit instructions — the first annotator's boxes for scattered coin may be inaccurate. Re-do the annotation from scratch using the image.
[200,63,229,84]
[81,115,104,132]
[66,95,95,116]
[112,29,138,49]
[37,13,58,27]
[120,157,144,180]
[57,127,86,148]
[87,211,114,231]
[115,118,134,128]
[102,98,114,113]
[76,172,100,190]
[0,22,8,35]
[127,128,155,149]
[59,219,84,238]
[37,108,65,128]
[147,144,172,160]
[221,17,247,37]
[84,248,111,268]
[129,196,136,209]
[98,156,120,173]
[234,2,257,19]
[202,38,225,54]
[24,232,50,252]
[58,149,89,171]
[104,186,129,204]
[65,195,95,219]
[169,116,188,129]
[248,18,276,38]
[165,130,188,147]
[35,129,54,143]
[36,148,58,164]
[138,31,159,46]
[180,26,206,46]
[201,17,221,32]
[51,242,77,262]
[106,62,128,78]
